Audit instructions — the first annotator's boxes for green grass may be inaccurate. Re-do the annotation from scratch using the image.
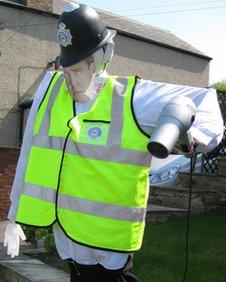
[133,211,226,282]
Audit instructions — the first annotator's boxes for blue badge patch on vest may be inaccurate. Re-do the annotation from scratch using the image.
[87,127,102,139]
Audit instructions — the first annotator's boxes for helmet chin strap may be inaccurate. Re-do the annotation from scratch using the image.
[93,40,115,75]
[74,72,96,103]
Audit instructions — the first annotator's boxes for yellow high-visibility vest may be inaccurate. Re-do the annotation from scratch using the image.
[16,72,151,252]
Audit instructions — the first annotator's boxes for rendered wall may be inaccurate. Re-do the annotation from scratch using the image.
[110,34,209,86]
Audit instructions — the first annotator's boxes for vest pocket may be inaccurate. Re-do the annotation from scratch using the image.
[69,118,111,146]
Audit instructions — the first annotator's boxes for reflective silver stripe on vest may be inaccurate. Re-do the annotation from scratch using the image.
[66,140,151,166]
[58,194,146,222]
[33,75,151,166]
[107,77,127,147]
[33,135,65,152]
[23,183,57,202]
[32,135,150,166]
[37,74,65,140]
[23,184,146,222]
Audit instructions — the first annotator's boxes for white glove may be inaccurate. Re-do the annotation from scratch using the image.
[4,222,26,258]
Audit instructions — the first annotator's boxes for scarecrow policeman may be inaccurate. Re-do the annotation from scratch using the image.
[4,3,224,281]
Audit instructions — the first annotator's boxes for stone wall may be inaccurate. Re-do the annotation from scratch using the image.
[178,171,226,189]
[150,186,226,212]
[0,147,20,220]
[150,157,226,212]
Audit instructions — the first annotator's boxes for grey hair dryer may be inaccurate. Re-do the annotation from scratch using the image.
[147,96,197,159]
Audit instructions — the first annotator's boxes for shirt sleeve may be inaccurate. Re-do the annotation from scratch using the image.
[8,71,55,221]
[133,79,224,153]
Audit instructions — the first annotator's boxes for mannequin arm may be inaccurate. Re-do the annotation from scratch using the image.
[4,222,26,258]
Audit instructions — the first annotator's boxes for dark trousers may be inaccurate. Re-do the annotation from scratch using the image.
[67,256,140,282]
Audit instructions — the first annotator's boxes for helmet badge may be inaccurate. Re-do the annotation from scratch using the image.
[57,22,73,47]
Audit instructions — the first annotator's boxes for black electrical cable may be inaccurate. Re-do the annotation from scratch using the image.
[182,153,196,282]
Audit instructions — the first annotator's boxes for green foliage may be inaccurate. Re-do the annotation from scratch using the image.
[23,226,56,253]
[35,227,56,253]
[22,225,36,243]
[211,80,226,93]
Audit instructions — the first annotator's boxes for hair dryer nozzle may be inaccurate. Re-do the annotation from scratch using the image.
[147,96,197,158]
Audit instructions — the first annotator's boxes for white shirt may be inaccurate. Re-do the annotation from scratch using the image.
[8,71,224,269]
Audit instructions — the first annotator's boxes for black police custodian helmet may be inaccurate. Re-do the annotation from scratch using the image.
[57,3,113,67]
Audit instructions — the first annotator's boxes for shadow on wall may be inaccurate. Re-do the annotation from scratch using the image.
[18,65,54,104]
[0,66,52,148]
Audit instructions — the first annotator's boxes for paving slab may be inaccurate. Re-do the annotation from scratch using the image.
[147,204,186,212]
[0,245,70,282]
[147,204,187,223]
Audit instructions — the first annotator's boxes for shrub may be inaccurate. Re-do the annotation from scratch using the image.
[23,226,56,253]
